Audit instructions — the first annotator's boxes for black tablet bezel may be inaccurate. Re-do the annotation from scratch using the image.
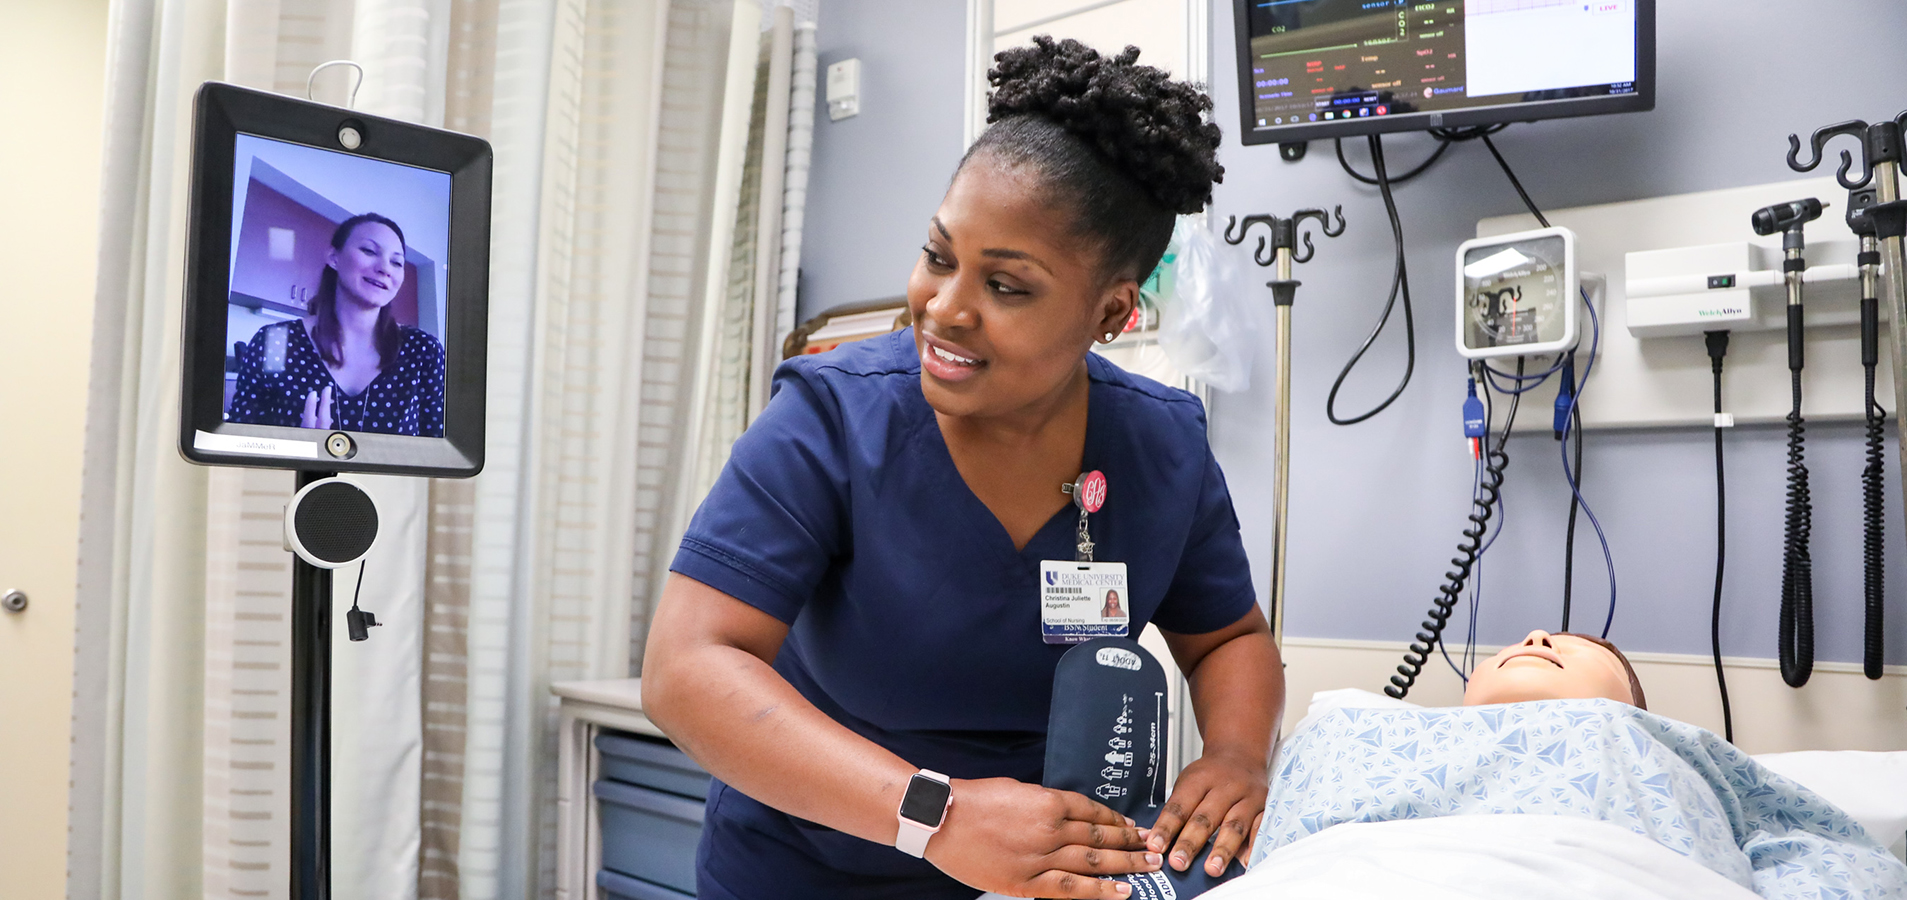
[1232,0,1656,147]
[179,81,491,478]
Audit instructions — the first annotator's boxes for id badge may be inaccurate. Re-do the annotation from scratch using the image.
[1041,560,1131,644]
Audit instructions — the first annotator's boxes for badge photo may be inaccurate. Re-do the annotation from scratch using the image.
[1098,586,1128,624]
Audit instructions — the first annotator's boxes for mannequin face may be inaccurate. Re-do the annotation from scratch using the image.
[1463,630,1636,707]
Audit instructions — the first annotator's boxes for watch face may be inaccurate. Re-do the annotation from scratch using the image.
[900,774,951,827]
[1462,235,1568,352]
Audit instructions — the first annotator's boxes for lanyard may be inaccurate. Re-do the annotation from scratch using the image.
[1062,470,1107,562]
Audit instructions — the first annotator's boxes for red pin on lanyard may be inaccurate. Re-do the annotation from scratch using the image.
[1074,470,1107,513]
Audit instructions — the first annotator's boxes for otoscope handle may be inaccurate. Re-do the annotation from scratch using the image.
[1788,304,1805,372]
[1863,297,1880,368]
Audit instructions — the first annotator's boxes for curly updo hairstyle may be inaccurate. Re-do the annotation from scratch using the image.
[963,35,1223,283]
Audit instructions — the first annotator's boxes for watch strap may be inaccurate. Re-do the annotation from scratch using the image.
[895,817,934,857]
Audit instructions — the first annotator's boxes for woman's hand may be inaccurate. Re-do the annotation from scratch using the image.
[1144,749,1268,877]
[1152,610,1282,878]
[927,777,1160,898]
[301,386,334,429]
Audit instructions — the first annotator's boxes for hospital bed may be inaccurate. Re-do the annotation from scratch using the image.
[1200,690,1907,900]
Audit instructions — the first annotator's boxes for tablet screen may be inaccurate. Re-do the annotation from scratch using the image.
[223,133,454,438]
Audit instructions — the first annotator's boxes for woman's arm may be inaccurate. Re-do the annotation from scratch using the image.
[643,573,1162,899]
[1150,607,1283,876]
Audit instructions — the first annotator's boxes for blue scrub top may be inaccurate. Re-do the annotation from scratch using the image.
[671,328,1256,899]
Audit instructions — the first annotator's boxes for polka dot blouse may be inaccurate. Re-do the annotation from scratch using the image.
[228,318,446,438]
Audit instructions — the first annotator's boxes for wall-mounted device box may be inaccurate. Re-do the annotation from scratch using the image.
[1455,226,1579,360]
[826,58,860,121]
[1625,241,1863,338]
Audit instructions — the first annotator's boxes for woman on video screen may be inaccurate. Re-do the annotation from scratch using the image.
[227,212,447,437]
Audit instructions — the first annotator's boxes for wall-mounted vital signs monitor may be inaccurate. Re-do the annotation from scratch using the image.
[1455,226,1578,360]
[178,82,492,477]
[1232,0,1655,146]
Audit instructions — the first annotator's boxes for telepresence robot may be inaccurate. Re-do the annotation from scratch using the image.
[178,78,492,899]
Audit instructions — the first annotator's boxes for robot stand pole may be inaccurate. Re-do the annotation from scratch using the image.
[290,469,335,900]
[1269,248,1295,649]
[1875,160,1907,518]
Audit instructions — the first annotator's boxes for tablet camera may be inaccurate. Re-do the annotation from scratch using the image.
[325,432,357,460]
[337,123,362,150]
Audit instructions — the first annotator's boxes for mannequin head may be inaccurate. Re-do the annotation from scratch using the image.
[1463,630,1647,709]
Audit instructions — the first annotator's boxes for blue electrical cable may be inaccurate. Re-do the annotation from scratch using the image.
[1480,354,1568,393]
[1557,287,1618,637]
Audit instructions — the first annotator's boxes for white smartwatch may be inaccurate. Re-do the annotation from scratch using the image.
[895,769,953,858]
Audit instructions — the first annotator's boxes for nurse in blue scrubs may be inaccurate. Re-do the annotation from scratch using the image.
[643,36,1284,900]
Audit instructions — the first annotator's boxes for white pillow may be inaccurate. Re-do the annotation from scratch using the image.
[1752,750,1907,862]
[1284,688,1423,741]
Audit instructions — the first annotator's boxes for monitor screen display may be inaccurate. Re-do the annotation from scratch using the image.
[180,82,491,478]
[1233,0,1653,145]
[224,134,453,438]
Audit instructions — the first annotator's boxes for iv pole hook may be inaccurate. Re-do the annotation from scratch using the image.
[1787,119,1871,189]
[1223,214,1282,267]
[1290,205,1347,264]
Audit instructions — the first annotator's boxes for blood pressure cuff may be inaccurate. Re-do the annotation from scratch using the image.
[1043,638,1243,898]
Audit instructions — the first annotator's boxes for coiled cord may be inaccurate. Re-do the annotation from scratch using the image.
[1779,367,1814,687]
[1863,354,1887,681]
[1387,443,1509,699]
[1387,365,1521,699]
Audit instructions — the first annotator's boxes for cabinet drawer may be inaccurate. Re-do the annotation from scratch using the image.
[595,779,705,894]
[596,731,712,800]
[596,866,695,900]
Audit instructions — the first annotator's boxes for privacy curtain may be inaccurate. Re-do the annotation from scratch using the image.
[680,3,815,507]
[71,0,814,897]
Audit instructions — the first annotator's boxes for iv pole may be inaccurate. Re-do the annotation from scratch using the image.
[1223,207,1346,646]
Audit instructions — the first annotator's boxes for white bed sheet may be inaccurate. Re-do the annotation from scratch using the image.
[1207,814,1760,900]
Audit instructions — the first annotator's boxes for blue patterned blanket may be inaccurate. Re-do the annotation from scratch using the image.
[1250,699,1906,899]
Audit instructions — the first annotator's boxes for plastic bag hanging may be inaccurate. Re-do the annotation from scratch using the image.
[1156,217,1262,392]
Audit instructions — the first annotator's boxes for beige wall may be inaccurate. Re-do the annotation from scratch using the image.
[0,0,109,898]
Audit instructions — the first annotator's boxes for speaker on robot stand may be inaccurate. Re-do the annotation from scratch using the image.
[285,476,382,641]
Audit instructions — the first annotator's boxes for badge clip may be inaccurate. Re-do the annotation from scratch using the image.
[1063,470,1107,562]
